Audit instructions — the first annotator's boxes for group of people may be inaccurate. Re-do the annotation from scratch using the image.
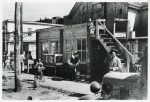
[20,51,33,73]
[67,49,122,81]
[4,51,33,73]
[4,49,121,81]
[4,49,121,80]
[4,51,14,70]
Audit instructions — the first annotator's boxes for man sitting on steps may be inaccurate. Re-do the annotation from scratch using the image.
[109,50,122,72]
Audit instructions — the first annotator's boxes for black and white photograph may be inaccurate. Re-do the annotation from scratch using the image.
[1,0,148,100]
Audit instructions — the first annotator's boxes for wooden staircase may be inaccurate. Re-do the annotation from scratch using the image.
[94,19,133,72]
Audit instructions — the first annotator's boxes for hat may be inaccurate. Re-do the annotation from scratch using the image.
[74,51,79,55]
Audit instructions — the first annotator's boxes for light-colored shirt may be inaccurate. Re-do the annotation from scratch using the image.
[5,60,10,66]
[36,62,43,70]
[20,54,25,62]
[109,57,121,68]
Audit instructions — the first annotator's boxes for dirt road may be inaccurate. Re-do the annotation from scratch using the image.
[2,70,85,100]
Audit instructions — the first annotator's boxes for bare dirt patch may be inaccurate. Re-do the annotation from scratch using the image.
[2,76,79,100]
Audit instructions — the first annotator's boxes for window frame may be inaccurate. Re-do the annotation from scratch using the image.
[77,38,88,63]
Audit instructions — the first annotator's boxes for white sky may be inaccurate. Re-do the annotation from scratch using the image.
[2,2,76,21]
[1,0,149,21]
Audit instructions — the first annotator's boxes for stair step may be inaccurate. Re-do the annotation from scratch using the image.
[110,49,119,53]
[106,42,115,46]
[103,38,113,42]
[105,41,114,43]
[103,38,112,40]
[100,34,108,38]
[109,46,117,48]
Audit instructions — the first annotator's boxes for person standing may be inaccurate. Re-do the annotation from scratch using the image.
[20,51,25,73]
[68,51,80,81]
[10,53,14,70]
[27,51,33,60]
[27,51,33,69]
[109,51,122,72]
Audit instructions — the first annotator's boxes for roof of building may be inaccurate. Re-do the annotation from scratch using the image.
[68,2,148,18]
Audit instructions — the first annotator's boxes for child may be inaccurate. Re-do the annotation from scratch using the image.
[35,59,44,77]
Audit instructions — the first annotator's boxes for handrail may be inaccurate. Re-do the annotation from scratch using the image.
[97,19,133,58]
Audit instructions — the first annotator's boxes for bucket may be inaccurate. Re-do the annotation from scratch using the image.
[130,31,135,38]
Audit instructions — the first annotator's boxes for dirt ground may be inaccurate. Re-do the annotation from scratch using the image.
[2,74,79,100]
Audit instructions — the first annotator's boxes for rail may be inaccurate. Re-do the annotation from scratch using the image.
[97,19,133,58]
[97,19,133,72]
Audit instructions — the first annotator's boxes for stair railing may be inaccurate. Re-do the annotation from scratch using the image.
[97,19,133,72]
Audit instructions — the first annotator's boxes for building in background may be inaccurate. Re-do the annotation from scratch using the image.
[2,20,64,59]
[64,2,148,37]
[35,2,148,82]
[36,16,64,24]
[63,2,148,68]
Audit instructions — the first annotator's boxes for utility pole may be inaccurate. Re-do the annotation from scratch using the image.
[20,3,23,53]
[4,23,7,52]
[14,2,22,92]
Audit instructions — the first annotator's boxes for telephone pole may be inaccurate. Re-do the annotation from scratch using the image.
[14,2,22,92]
[20,3,23,53]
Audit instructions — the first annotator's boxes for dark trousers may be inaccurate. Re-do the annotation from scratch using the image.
[71,68,76,81]
[36,70,43,76]
[21,62,23,73]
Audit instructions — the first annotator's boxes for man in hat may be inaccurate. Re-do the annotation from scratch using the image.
[68,51,80,81]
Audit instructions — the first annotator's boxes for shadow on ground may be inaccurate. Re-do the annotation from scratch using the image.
[3,88,14,93]
[22,79,34,82]
[68,93,85,97]
[21,79,34,84]
[50,77,65,81]
[7,72,15,73]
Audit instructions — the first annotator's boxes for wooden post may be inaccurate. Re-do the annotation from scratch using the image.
[14,2,22,92]
[20,3,23,53]
[127,54,130,73]
[36,32,39,60]
[113,22,116,35]
[60,29,63,54]
[140,46,148,99]
[95,19,99,39]
[4,24,7,52]
[126,20,131,72]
